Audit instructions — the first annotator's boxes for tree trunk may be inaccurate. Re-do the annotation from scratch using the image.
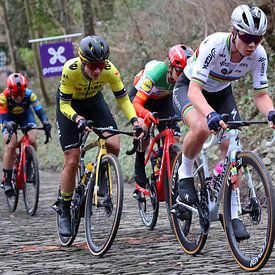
[1,0,19,72]
[80,0,95,36]
[24,0,52,105]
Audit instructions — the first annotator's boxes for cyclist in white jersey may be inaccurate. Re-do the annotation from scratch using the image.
[172,4,275,241]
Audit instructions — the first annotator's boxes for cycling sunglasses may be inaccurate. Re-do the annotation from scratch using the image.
[238,33,263,45]
[10,89,25,99]
[85,61,105,70]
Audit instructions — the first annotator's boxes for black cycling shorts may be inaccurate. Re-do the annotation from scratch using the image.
[56,90,117,151]
[172,73,240,122]
[129,87,180,135]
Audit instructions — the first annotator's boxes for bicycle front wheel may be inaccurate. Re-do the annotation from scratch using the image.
[170,151,207,255]
[85,153,123,256]
[23,145,40,216]
[223,151,275,271]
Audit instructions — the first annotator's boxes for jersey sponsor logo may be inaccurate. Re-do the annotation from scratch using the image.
[11,106,24,114]
[141,78,153,92]
[105,61,111,70]
[30,93,37,102]
[69,62,78,70]
[114,70,121,78]
[260,81,268,85]
[202,48,215,69]
[258,57,266,77]
[235,69,242,73]
[220,59,229,67]
[240,63,248,67]
[62,74,69,79]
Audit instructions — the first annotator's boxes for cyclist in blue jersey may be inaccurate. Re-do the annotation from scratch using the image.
[0,73,52,196]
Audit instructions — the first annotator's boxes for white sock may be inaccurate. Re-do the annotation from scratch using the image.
[231,188,241,220]
[178,154,195,180]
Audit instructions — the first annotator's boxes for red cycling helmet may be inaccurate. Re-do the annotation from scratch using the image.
[6,73,27,98]
[168,44,194,72]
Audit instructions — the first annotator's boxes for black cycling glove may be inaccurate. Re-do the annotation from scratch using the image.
[268,110,275,124]
[43,121,52,133]
[6,121,17,134]
[133,124,143,138]
[207,112,222,132]
[77,118,89,133]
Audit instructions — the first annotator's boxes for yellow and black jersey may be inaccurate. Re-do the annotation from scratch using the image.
[58,57,136,121]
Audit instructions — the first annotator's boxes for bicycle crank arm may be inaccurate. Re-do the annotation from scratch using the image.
[175,197,199,215]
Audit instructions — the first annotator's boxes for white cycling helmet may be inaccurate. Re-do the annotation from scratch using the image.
[231,5,267,35]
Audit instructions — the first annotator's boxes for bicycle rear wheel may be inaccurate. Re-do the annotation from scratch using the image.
[170,151,207,255]
[85,154,123,256]
[137,178,159,230]
[23,145,40,216]
[164,144,181,227]
[223,151,275,271]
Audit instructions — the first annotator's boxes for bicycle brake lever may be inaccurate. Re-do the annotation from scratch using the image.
[126,139,139,155]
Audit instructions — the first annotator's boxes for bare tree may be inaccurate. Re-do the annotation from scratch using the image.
[0,0,19,72]
[80,0,95,36]
[24,0,51,105]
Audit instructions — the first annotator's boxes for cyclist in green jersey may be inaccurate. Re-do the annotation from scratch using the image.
[129,45,193,198]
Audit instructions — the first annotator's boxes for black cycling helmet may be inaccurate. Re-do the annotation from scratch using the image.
[78,35,110,63]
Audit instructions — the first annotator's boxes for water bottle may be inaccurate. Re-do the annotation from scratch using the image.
[154,147,163,178]
[82,162,94,185]
[210,162,223,189]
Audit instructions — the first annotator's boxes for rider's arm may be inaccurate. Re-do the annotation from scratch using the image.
[0,92,9,125]
[188,80,214,117]
[132,91,150,118]
[107,63,138,122]
[113,87,137,122]
[28,89,49,123]
[251,46,274,117]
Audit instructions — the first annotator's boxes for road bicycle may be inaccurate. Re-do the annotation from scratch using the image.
[53,122,138,256]
[170,118,275,271]
[0,123,50,216]
[134,114,181,229]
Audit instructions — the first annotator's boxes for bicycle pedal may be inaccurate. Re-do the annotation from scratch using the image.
[133,191,146,202]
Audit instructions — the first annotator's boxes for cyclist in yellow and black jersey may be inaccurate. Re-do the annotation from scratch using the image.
[56,35,142,237]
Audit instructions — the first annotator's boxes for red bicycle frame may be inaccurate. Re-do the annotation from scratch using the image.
[135,118,179,202]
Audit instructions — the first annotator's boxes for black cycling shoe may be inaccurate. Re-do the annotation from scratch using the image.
[58,200,72,237]
[232,218,250,242]
[178,177,198,205]
[4,182,15,197]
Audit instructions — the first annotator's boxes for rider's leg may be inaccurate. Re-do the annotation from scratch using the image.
[178,108,209,205]
[27,129,38,150]
[2,133,17,196]
[59,148,80,237]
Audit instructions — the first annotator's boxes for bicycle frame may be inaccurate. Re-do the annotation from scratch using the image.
[143,127,177,201]
[197,129,241,221]
[14,134,32,190]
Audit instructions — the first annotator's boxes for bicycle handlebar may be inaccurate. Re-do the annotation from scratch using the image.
[72,122,138,155]
[5,123,51,145]
[203,119,273,150]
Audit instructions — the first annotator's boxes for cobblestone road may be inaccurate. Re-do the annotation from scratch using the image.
[0,169,275,275]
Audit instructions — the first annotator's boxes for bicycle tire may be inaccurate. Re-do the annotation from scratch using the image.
[23,145,40,216]
[5,166,19,212]
[164,144,181,227]
[170,151,207,255]
[85,153,123,256]
[223,151,275,271]
[137,178,159,230]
